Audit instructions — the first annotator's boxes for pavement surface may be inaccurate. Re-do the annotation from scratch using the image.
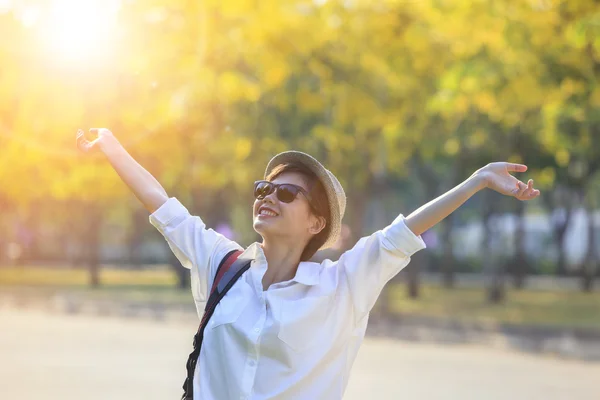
[1,309,599,400]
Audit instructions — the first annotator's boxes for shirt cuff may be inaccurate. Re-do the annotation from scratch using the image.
[148,197,190,227]
[381,214,427,257]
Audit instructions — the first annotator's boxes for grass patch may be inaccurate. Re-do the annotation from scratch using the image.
[0,266,177,287]
[0,266,188,305]
[2,266,599,329]
[386,284,600,330]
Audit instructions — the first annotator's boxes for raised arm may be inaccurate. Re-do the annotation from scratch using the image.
[339,162,540,324]
[76,128,168,213]
[405,162,541,236]
[76,127,242,308]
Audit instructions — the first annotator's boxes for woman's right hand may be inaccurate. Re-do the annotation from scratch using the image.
[76,128,116,154]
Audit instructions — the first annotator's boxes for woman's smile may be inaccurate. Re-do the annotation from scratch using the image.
[257,205,279,218]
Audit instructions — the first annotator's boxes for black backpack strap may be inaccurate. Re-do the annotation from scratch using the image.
[181,249,253,400]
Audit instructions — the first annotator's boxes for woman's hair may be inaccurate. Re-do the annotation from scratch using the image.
[265,162,331,261]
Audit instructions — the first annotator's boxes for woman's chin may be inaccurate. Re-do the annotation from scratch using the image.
[252,219,268,232]
[253,217,279,234]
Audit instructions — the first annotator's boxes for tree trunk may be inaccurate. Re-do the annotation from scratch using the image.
[347,190,368,246]
[85,206,103,288]
[512,200,528,289]
[543,186,575,277]
[555,221,571,275]
[483,192,505,304]
[439,156,464,289]
[406,253,422,299]
[169,250,190,290]
[67,201,82,268]
[581,198,596,292]
[440,215,455,288]
[20,202,41,265]
[553,196,573,277]
[407,154,440,298]
[0,196,11,265]
[127,207,147,269]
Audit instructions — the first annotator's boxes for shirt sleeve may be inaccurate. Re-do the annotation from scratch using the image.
[339,214,426,325]
[148,197,243,304]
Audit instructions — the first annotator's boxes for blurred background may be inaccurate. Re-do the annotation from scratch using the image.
[1,0,599,399]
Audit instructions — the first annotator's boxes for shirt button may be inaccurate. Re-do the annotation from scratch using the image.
[254,328,259,333]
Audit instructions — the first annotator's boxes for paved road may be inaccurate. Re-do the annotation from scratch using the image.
[1,310,599,400]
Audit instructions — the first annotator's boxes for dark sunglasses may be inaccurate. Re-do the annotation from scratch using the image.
[253,180,313,205]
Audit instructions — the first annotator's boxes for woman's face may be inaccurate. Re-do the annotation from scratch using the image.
[253,171,325,245]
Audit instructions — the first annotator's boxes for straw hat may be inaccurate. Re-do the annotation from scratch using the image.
[265,151,346,250]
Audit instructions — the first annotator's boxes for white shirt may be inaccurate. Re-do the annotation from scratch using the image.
[149,197,426,400]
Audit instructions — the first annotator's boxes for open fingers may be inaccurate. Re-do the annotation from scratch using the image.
[76,129,87,145]
[520,179,534,197]
[76,129,92,152]
[512,180,527,196]
[517,179,541,200]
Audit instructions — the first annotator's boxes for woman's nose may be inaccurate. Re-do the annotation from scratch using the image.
[263,189,278,204]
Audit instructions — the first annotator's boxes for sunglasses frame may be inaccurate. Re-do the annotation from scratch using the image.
[253,180,314,207]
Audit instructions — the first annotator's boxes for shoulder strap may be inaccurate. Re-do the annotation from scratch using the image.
[199,249,245,328]
[212,249,243,295]
[182,249,252,400]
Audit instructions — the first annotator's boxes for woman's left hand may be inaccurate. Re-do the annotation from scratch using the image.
[475,162,541,201]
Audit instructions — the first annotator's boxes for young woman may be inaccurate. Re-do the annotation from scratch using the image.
[77,128,540,400]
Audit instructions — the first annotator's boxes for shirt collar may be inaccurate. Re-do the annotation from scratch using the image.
[244,242,321,286]
[243,242,266,264]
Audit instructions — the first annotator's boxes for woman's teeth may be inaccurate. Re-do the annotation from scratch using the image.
[260,210,277,217]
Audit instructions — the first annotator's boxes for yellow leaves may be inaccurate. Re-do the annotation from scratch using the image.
[217,71,261,103]
[474,92,497,114]
[219,0,255,17]
[467,130,487,149]
[360,52,388,77]
[555,149,570,167]
[444,138,460,156]
[312,125,355,153]
[533,167,556,188]
[460,76,478,93]
[308,59,332,80]
[455,95,469,115]
[498,74,546,114]
[218,71,242,96]
[297,88,324,113]
[264,61,289,88]
[382,122,400,142]
[560,78,586,97]
[571,108,586,122]
[591,87,600,107]
[508,154,523,164]
[3,0,600,215]
[234,137,252,161]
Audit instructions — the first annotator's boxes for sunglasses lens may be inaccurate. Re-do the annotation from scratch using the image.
[254,181,273,199]
[277,185,298,203]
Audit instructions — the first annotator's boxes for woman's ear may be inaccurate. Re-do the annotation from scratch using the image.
[308,215,327,235]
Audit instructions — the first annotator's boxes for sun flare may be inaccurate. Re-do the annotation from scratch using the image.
[40,0,120,62]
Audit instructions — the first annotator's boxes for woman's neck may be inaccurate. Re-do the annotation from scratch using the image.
[260,240,304,290]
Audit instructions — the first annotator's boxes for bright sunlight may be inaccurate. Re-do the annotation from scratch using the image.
[36,0,120,62]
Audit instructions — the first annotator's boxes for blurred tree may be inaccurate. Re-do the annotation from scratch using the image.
[1,0,599,302]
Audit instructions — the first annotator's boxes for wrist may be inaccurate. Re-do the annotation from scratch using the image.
[468,171,488,192]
